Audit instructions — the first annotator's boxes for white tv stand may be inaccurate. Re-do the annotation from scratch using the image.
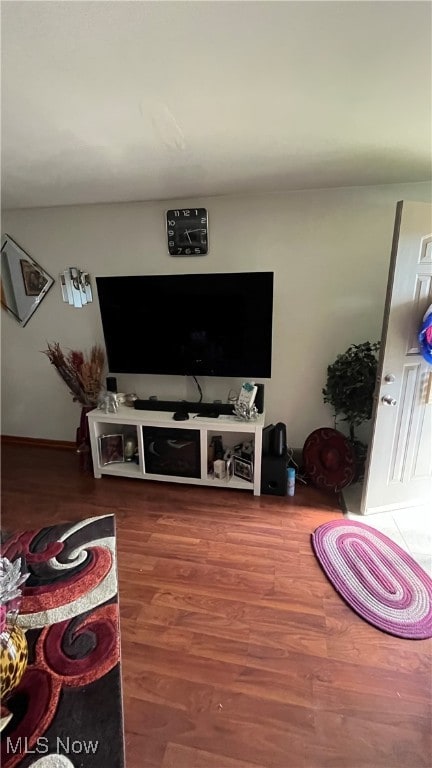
[87,406,265,496]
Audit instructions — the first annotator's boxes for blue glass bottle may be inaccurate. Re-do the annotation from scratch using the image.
[287,467,296,496]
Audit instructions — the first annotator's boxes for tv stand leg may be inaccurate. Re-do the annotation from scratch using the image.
[253,430,263,496]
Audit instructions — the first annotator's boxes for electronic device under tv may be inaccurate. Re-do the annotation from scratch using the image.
[96,271,274,378]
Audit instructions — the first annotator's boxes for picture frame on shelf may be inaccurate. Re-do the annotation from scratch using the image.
[99,433,124,465]
[233,455,253,482]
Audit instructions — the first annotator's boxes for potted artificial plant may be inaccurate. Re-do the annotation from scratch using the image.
[322,341,380,479]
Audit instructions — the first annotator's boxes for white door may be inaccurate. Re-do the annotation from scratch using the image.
[361,200,432,514]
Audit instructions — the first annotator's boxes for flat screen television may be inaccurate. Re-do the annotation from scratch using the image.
[96,271,274,378]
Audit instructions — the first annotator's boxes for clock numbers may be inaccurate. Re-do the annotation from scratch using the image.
[166,207,208,256]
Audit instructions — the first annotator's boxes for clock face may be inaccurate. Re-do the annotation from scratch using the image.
[166,208,208,256]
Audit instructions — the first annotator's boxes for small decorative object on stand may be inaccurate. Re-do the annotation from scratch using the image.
[237,381,258,408]
[98,391,119,414]
[98,391,136,413]
[226,456,234,482]
[233,402,258,421]
[0,556,29,720]
[124,393,138,407]
[124,434,137,462]
[213,458,227,479]
[233,382,259,420]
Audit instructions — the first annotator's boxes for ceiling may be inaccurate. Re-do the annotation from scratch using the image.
[1,1,431,209]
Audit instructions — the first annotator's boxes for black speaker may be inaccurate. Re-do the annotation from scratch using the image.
[271,422,287,457]
[255,383,265,413]
[106,376,117,393]
[134,399,233,415]
[260,454,287,496]
[262,424,274,455]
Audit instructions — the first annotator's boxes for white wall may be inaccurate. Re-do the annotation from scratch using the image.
[1,181,431,448]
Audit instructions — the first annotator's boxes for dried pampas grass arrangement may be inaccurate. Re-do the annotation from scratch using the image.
[43,342,106,407]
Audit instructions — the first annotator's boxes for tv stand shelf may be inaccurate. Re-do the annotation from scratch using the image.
[87,406,265,495]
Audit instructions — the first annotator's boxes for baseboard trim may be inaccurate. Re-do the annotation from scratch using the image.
[1,435,76,451]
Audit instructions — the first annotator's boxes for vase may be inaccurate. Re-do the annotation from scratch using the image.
[76,405,94,471]
[0,556,29,731]
[0,621,28,701]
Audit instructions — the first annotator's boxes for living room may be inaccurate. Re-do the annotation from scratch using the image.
[1,2,431,768]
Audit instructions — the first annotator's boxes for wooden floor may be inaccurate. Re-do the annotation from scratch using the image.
[2,444,431,768]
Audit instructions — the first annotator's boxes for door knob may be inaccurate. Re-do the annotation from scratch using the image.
[382,395,397,406]
[384,374,395,383]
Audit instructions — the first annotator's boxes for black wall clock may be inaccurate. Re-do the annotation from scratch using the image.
[166,208,208,256]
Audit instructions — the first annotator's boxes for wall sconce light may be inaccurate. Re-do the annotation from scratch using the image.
[60,268,93,308]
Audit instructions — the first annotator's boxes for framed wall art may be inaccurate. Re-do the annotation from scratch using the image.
[1,233,54,326]
[20,258,49,296]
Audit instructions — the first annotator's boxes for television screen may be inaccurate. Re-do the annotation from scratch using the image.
[96,271,274,378]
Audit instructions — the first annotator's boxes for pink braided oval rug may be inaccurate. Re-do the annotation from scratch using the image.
[311,519,432,639]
